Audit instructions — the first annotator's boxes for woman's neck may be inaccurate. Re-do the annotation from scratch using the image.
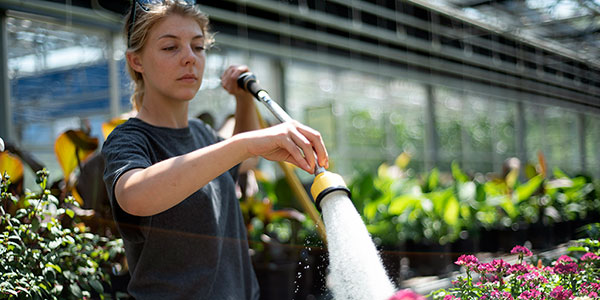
[136,95,190,129]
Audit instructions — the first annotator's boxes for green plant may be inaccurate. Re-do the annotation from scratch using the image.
[0,170,123,299]
[349,153,599,247]
[239,172,320,254]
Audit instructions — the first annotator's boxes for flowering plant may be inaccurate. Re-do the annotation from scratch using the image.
[432,243,600,300]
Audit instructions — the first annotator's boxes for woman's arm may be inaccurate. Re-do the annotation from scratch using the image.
[115,122,328,217]
[115,135,247,217]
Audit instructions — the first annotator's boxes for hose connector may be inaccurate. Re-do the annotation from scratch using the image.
[310,171,351,210]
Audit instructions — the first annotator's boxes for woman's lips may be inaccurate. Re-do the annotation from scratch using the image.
[178,74,197,83]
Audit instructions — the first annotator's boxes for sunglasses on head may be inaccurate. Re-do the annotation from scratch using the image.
[127,0,197,47]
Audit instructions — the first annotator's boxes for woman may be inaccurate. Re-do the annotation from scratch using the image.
[101,1,329,299]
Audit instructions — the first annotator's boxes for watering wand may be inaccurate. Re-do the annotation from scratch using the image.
[237,73,351,231]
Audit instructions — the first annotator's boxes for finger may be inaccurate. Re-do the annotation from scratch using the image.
[279,136,312,173]
[231,65,250,79]
[296,125,329,168]
[288,129,317,171]
[224,65,250,94]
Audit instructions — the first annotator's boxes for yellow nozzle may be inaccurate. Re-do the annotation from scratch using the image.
[310,171,351,209]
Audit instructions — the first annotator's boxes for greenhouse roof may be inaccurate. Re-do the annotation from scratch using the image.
[434,0,600,65]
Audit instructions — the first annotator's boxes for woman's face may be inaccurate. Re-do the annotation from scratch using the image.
[136,14,206,103]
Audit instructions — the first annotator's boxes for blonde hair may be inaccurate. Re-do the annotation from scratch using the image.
[124,1,214,111]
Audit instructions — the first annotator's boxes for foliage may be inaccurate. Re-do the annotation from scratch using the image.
[239,171,321,253]
[431,228,600,300]
[0,170,124,299]
[349,153,600,246]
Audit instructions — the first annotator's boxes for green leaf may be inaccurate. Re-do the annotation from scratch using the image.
[89,279,104,293]
[47,195,59,206]
[7,241,22,252]
[516,174,543,202]
[500,196,518,219]
[48,239,61,249]
[45,263,62,273]
[388,195,420,215]
[567,246,588,253]
[427,168,440,191]
[31,217,40,232]
[363,202,379,220]
[443,196,460,226]
[553,167,569,179]
[65,209,75,219]
[15,208,27,218]
[451,161,469,183]
[69,283,82,298]
[429,189,453,216]
[51,284,63,294]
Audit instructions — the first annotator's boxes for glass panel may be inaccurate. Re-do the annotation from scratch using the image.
[388,79,427,173]
[585,114,600,178]
[434,87,517,174]
[434,87,464,172]
[8,16,114,187]
[286,62,427,177]
[525,103,579,175]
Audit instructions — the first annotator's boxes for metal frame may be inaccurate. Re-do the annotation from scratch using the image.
[1,0,599,175]
[0,11,11,142]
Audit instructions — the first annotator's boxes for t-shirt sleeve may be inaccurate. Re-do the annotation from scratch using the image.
[101,128,152,242]
[194,119,241,183]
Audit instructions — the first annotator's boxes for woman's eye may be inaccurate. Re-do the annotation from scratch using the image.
[163,46,176,51]
[194,46,205,51]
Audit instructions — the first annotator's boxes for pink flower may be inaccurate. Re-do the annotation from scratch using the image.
[443,295,460,300]
[553,262,578,275]
[581,283,600,298]
[556,255,573,264]
[581,252,599,261]
[518,289,543,300]
[511,245,533,257]
[388,289,426,300]
[549,286,572,300]
[509,263,528,274]
[490,290,514,300]
[455,255,479,268]
[491,259,509,274]
[478,262,494,273]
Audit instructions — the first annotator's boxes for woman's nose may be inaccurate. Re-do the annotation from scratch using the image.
[181,46,197,66]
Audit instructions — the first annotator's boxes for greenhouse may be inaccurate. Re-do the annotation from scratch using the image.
[0,0,599,299]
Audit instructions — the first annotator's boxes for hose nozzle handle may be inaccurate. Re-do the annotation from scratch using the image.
[237,71,322,174]
[237,72,264,99]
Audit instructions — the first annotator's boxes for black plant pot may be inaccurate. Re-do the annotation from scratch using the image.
[402,240,453,277]
[253,261,298,300]
[252,245,331,300]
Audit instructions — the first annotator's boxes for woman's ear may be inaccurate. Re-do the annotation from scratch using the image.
[126,51,144,74]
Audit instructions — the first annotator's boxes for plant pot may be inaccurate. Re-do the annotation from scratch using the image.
[402,240,453,276]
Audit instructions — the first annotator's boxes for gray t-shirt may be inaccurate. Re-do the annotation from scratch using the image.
[102,118,259,300]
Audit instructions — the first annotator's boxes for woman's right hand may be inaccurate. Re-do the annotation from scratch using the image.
[238,120,329,174]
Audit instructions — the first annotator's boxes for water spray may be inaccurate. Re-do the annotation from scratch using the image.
[238,72,396,300]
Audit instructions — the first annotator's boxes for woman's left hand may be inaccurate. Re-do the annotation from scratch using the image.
[221,65,252,99]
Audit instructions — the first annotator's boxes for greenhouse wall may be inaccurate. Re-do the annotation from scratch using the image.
[2,0,600,185]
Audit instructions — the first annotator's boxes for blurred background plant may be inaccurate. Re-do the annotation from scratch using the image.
[349,152,600,251]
